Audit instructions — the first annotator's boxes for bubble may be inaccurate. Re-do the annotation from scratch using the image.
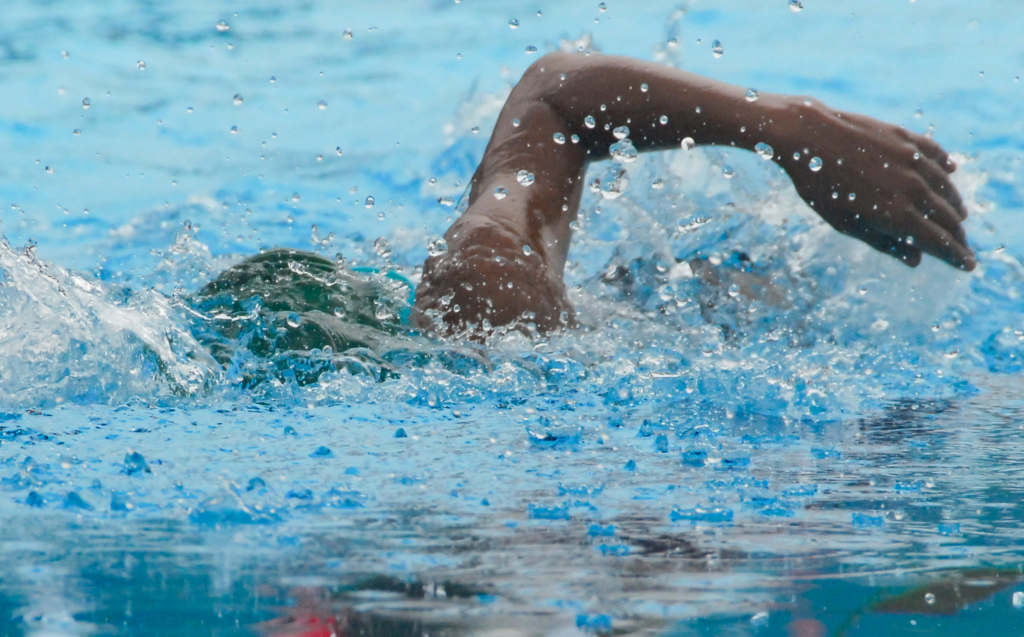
[613,125,629,140]
[428,238,448,257]
[286,313,301,328]
[365,196,375,208]
[512,118,521,127]
[722,165,735,179]
[789,0,803,11]
[137,60,146,70]
[848,192,856,201]
[318,101,327,110]
[712,40,723,58]
[584,115,597,129]
[610,139,637,163]
[640,83,649,92]
[523,245,532,256]
[233,94,243,105]
[681,137,695,151]
[728,283,740,297]
[509,18,519,28]
[553,132,566,144]
[809,156,823,172]
[745,88,758,102]
[659,115,669,125]
[570,134,580,143]
[374,237,392,259]
[493,187,508,200]
[516,170,535,186]
[925,593,936,605]
[216,20,230,32]
[755,142,774,160]
[598,2,607,11]
[599,165,628,199]
[525,45,538,54]
[82,97,90,109]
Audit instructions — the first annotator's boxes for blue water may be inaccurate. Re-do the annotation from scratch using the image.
[3,0,1024,635]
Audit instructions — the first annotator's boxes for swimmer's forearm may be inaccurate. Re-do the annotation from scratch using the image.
[503,52,809,163]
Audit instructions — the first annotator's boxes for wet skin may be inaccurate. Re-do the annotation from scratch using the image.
[412,52,974,336]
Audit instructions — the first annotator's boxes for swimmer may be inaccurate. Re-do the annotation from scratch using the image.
[411,52,974,336]
[203,52,973,354]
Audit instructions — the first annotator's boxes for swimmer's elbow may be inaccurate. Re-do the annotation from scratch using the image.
[515,52,582,102]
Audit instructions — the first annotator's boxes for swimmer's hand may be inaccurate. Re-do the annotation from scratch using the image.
[778,101,974,270]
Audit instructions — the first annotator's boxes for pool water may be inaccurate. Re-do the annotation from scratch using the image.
[2,0,1024,635]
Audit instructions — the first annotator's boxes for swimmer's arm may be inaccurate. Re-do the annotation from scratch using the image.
[413,52,973,335]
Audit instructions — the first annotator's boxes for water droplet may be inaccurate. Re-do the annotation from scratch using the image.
[61,50,69,59]
[525,45,538,54]
[216,20,230,32]
[230,125,238,134]
[598,2,607,11]
[394,428,408,438]
[509,18,519,28]
[286,313,301,328]
[82,97,90,109]
[336,146,343,156]
[1013,591,1024,609]
[913,151,921,160]
[428,238,448,256]
[437,196,454,206]
[365,196,375,208]
[310,446,334,458]
[45,166,53,174]
[343,29,353,40]
[512,118,520,127]
[523,245,532,256]
[599,165,629,199]
[905,235,915,246]
[553,132,566,144]
[374,237,392,259]
[848,192,856,201]
[610,139,637,163]
[809,156,823,171]
[292,192,301,202]
[233,94,243,105]
[831,191,839,199]
[73,129,81,136]
[925,593,936,605]
[613,125,629,140]
[651,178,664,189]
[493,187,508,200]
[187,106,193,113]
[789,0,803,11]
[712,40,724,58]
[471,126,480,134]
[516,170,535,186]
[570,134,580,143]
[722,165,735,179]
[681,137,695,151]
[792,151,800,160]
[137,60,146,70]
[640,83,649,92]
[584,115,597,129]
[124,451,151,475]
[914,108,923,118]
[727,283,740,297]
[745,88,759,102]
[755,142,774,160]
[318,101,327,110]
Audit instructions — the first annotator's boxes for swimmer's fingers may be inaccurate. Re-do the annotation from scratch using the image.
[898,210,976,270]
[908,132,956,173]
[916,158,967,220]
[855,225,922,267]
